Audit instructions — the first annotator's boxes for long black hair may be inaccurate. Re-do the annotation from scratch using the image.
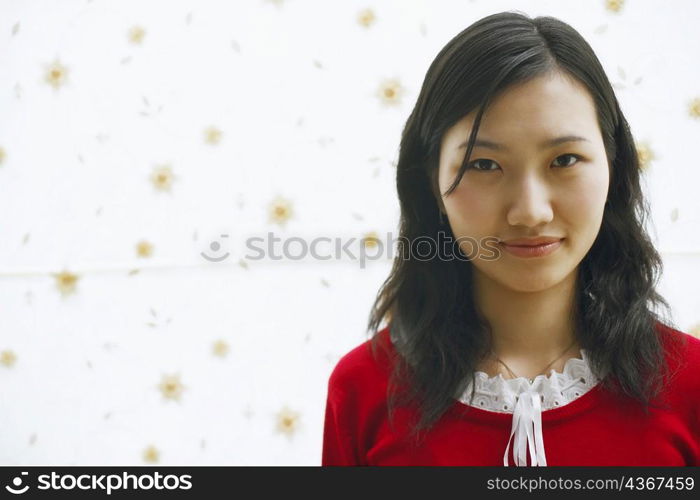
[366,11,687,444]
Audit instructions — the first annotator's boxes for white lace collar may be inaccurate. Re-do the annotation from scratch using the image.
[457,349,600,466]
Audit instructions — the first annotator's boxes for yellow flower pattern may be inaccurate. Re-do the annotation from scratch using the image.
[635,141,655,171]
[605,0,624,12]
[212,340,229,357]
[150,165,175,192]
[158,374,185,401]
[357,8,376,28]
[377,78,404,106]
[54,271,79,296]
[268,196,294,227]
[0,350,17,368]
[362,231,380,249]
[275,406,300,437]
[203,126,222,145]
[136,240,154,258]
[44,59,68,89]
[142,445,159,463]
[128,26,146,45]
[689,98,700,119]
[687,324,700,339]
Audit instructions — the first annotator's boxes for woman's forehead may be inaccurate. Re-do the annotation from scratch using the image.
[443,76,601,150]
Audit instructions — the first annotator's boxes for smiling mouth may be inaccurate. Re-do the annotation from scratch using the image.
[499,238,564,258]
[500,237,564,247]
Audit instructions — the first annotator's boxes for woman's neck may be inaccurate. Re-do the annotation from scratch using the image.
[473,269,581,379]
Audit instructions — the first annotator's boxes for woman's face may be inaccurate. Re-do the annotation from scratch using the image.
[437,72,610,293]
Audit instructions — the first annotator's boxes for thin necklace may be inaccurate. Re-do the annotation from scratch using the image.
[491,339,578,384]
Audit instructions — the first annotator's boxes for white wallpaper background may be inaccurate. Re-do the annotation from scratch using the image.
[0,0,699,465]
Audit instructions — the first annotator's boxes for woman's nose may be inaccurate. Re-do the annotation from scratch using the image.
[506,175,554,228]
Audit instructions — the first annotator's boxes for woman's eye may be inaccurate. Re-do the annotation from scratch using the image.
[466,154,582,172]
[468,159,499,171]
[552,153,582,168]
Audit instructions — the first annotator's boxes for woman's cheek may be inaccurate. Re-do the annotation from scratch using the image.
[565,171,609,217]
[445,189,492,232]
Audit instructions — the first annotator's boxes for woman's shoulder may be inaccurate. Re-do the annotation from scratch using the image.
[327,326,394,394]
[655,321,700,390]
[656,321,700,356]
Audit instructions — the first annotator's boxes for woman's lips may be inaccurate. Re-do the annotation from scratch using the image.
[499,239,564,258]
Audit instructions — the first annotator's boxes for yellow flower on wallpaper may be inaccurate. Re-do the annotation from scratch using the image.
[275,406,300,437]
[203,126,222,145]
[128,26,146,45]
[357,8,376,28]
[377,78,404,107]
[212,340,229,357]
[268,196,294,226]
[54,270,79,296]
[158,373,185,401]
[0,350,17,368]
[689,98,700,119]
[635,141,655,171]
[688,323,700,339]
[44,59,68,90]
[150,165,175,192]
[605,0,624,12]
[136,240,153,258]
[142,445,159,463]
[0,146,5,166]
[362,231,380,249]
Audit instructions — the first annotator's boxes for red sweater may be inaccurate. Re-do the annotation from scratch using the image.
[322,323,700,466]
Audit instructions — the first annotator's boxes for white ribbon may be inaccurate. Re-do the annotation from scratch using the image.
[503,391,547,466]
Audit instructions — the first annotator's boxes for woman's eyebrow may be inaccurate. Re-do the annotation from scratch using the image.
[457,135,590,151]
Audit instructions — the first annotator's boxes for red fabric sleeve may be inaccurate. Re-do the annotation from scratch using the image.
[321,383,361,465]
[321,331,393,465]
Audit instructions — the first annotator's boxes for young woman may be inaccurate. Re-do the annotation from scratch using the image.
[322,11,700,466]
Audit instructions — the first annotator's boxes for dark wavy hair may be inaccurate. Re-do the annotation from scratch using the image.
[366,11,687,444]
